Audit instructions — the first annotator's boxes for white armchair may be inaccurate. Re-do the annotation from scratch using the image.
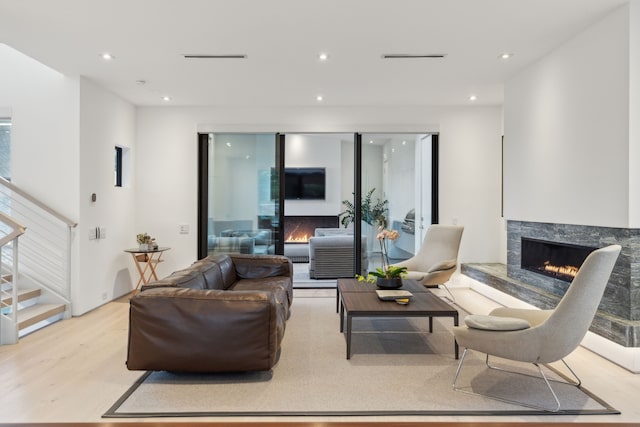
[452,244,621,411]
[392,224,464,301]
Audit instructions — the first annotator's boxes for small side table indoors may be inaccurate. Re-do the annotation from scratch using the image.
[124,247,170,292]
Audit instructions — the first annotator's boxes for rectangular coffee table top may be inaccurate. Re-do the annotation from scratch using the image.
[340,287,457,316]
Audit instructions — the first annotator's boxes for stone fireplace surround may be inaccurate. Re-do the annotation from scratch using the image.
[462,220,640,349]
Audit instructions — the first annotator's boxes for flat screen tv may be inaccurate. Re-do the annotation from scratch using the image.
[284,167,326,200]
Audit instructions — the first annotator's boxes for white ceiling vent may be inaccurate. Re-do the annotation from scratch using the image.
[183,54,247,59]
[381,54,446,59]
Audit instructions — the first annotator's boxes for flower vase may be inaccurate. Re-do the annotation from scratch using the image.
[139,243,149,251]
[376,277,403,289]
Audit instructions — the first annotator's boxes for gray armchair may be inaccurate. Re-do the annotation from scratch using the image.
[392,224,464,301]
[452,244,621,411]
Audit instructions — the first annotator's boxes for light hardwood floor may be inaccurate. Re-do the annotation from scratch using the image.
[0,288,639,424]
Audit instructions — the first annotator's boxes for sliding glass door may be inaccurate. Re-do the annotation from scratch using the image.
[360,134,435,268]
[197,131,438,284]
[198,133,281,259]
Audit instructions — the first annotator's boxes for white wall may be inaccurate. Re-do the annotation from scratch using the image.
[77,78,136,315]
[284,134,343,216]
[0,44,82,310]
[0,44,80,221]
[384,138,416,226]
[504,5,631,228]
[136,105,503,268]
[629,1,640,228]
[438,108,505,264]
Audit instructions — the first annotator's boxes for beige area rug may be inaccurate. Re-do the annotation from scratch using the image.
[105,295,618,417]
[292,263,336,288]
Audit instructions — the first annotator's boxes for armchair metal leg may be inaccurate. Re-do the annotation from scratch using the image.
[439,283,456,303]
[452,349,580,412]
[485,355,582,387]
[425,282,456,303]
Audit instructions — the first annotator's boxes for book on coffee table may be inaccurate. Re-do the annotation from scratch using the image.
[375,290,413,300]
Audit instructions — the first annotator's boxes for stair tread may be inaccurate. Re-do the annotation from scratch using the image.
[17,303,66,329]
[1,287,41,304]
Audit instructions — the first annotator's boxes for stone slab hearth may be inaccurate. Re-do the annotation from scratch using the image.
[461,220,640,348]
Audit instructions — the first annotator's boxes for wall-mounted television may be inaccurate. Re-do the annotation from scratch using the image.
[284,167,326,200]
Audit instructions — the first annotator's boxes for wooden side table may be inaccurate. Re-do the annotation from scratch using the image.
[124,247,170,291]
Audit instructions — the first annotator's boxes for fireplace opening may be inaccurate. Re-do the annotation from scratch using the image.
[284,215,338,243]
[521,237,597,282]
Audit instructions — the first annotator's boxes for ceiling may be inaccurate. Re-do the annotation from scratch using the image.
[0,0,629,107]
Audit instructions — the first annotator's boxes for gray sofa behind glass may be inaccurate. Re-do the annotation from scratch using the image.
[309,228,368,279]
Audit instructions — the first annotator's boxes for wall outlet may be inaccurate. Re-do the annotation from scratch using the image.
[102,292,108,300]
[89,228,97,240]
[99,227,107,238]
[179,224,189,235]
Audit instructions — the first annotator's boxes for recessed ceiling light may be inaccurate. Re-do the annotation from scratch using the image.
[319,53,328,61]
[316,95,323,101]
[162,96,171,102]
[135,80,146,85]
[226,142,232,147]
[469,95,478,101]
[369,140,374,144]
[500,53,513,59]
[402,140,406,145]
[101,52,114,60]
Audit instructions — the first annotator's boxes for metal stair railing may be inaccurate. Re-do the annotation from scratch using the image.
[0,212,26,344]
[0,177,77,314]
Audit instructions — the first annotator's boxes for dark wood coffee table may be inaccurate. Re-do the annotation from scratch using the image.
[337,278,459,360]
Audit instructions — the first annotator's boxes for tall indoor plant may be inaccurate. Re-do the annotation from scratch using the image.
[339,188,388,229]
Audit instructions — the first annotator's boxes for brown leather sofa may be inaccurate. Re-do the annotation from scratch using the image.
[126,253,293,373]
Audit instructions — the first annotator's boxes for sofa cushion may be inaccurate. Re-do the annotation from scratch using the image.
[208,236,255,254]
[315,227,353,236]
[190,258,225,290]
[163,269,208,290]
[464,314,531,331]
[206,254,237,289]
[231,253,292,280]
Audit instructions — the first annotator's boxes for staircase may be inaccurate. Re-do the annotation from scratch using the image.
[1,281,66,336]
[0,177,76,344]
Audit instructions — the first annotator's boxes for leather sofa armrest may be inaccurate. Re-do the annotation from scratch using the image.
[230,254,293,279]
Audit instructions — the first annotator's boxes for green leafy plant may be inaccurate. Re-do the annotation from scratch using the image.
[339,188,388,229]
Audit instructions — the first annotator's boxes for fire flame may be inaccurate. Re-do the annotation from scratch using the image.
[286,234,309,243]
[543,261,579,278]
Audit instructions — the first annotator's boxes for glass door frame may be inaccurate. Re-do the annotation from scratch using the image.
[197,131,439,268]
